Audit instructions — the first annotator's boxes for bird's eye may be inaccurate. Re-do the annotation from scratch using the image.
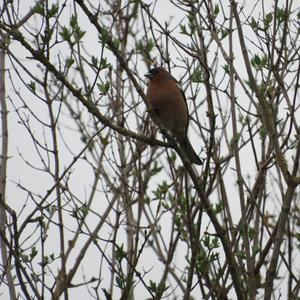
[150,68,159,75]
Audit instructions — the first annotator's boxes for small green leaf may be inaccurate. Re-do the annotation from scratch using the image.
[80,204,89,217]
[97,82,110,94]
[146,39,154,52]
[48,4,58,18]
[211,237,220,249]
[260,55,267,68]
[33,4,44,15]
[66,57,74,68]
[115,244,126,262]
[74,28,86,42]
[28,81,36,93]
[30,246,38,260]
[100,135,109,146]
[99,27,109,43]
[70,15,78,29]
[250,17,258,29]
[251,54,266,70]
[91,56,98,67]
[259,126,267,140]
[180,24,188,35]
[59,26,71,42]
[187,13,196,33]
[113,39,120,49]
[214,4,220,16]
[203,235,210,248]
[265,12,273,24]
[170,151,177,162]
[100,58,109,69]
[116,275,125,289]
[148,280,157,293]
[221,28,229,39]
[150,162,162,176]
[254,54,261,65]
[252,245,260,256]
[213,202,223,214]
[31,273,39,283]
[190,68,203,83]
[237,250,246,259]
[144,196,150,205]
[264,12,273,29]
[276,8,287,22]
[41,256,49,267]
[222,64,229,74]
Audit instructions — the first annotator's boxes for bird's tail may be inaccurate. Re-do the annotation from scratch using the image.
[179,136,202,165]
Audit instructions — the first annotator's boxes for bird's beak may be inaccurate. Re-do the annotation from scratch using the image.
[144,72,153,79]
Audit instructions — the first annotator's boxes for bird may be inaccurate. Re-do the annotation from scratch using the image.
[144,67,202,165]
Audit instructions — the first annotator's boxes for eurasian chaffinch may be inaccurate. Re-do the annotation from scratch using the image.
[145,67,202,165]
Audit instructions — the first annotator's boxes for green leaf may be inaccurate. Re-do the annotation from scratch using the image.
[41,28,53,44]
[203,235,210,248]
[213,202,223,214]
[252,245,260,256]
[222,64,229,74]
[99,27,110,43]
[259,126,267,140]
[148,280,168,294]
[28,81,36,93]
[276,8,287,22]
[80,204,89,217]
[97,82,110,94]
[221,28,229,39]
[148,280,157,293]
[180,24,188,35]
[237,250,246,259]
[214,4,220,16]
[144,196,150,205]
[59,26,71,42]
[251,54,267,70]
[41,256,49,267]
[254,54,261,65]
[264,12,273,29]
[260,55,267,68]
[100,58,109,69]
[48,4,58,18]
[113,39,120,49]
[70,15,78,29]
[115,244,126,262]
[66,57,74,68]
[74,28,86,42]
[265,12,273,24]
[190,68,203,83]
[91,56,98,67]
[116,275,125,289]
[33,4,44,15]
[30,246,38,260]
[146,39,154,52]
[250,17,258,29]
[248,227,256,241]
[150,162,162,176]
[211,237,220,249]
[31,273,39,283]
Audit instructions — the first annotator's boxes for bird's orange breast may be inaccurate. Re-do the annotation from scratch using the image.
[146,79,188,137]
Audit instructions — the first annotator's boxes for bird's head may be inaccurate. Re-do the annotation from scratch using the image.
[144,67,172,80]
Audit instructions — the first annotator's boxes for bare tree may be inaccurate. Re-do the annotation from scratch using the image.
[1,1,300,299]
